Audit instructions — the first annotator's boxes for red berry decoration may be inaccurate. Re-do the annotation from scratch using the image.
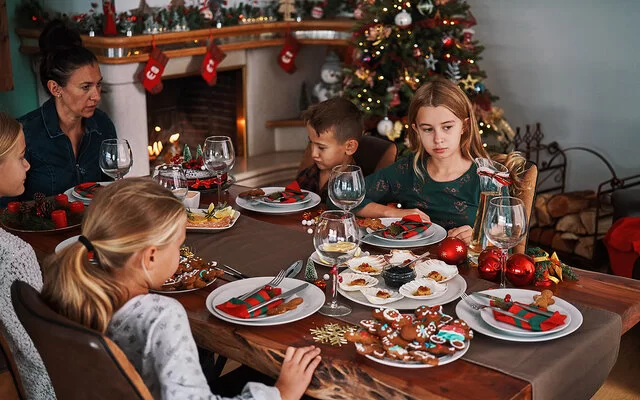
[436,237,468,265]
[478,256,501,282]
[506,253,535,287]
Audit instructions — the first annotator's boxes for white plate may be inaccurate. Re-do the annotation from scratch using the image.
[206,277,324,326]
[339,274,467,310]
[363,341,469,369]
[68,181,114,202]
[236,188,321,215]
[257,187,313,207]
[476,290,572,337]
[150,277,218,294]
[399,278,448,300]
[55,235,80,253]
[362,223,447,249]
[345,255,389,276]
[364,218,435,243]
[186,209,241,233]
[455,288,583,342]
[413,260,459,283]
[338,272,379,292]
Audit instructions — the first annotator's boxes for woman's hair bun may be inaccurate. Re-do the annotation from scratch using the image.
[39,19,83,55]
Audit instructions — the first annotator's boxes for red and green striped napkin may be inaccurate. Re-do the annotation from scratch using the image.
[265,181,308,204]
[491,303,567,331]
[73,182,102,198]
[216,288,283,319]
[382,214,432,239]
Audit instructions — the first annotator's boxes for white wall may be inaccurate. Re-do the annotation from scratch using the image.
[470,0,640,190]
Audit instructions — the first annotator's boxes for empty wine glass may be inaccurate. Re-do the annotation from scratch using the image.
[328,164,366,211]
[152,164,189,200]
[203,136,235,206]
[313,210,360,316]
[483,196,527,288]
[99,139,133,180]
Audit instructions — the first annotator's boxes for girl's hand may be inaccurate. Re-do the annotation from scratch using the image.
[275,346,322,400]
[386,207,431,222]
[448,225,473,244]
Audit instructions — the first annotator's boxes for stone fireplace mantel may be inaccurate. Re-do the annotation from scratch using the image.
[17,21,351,176]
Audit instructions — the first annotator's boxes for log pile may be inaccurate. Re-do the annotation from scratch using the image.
[528,191,612,260]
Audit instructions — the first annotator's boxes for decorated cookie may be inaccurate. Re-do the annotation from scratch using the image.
[359,319,381,334]
[345,330,379,345]
[386,345,412,361]
[410,350,440,366]
[400,322,438,343]
[533,289,555,310]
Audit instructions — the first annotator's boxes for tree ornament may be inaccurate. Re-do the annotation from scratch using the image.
[354,6,364,20]
[311,5,324,19]
[413,47,423,58]
[459,74,479,91]
[310,323,353,347]
[424,53,438,71]
[183,144,192,162]
[506,253,535,287]
[394,9,412,28]
[462,28,476,50]
[442,35,454,49]
[474,82,485,93]
[416,0,434,16]
[304,257,318,282]
[478,256,501,282]
[446,61,462,82]
[436,237,468,265]
[102,0,117,36]
[278,0,296,22]
[434,0,452,5]
[478,247,502,267]
[196,144,204,159]
[377,117,394,137]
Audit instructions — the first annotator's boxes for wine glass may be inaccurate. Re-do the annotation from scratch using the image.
[328,164,366,211]
[483,196,528,288]
[313,210,360,316]
[99,139,133,180]
[203,136,235,206]
[152,164,189,200]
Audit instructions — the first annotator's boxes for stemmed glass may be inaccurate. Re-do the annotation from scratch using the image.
[483,196,528,288]
[203,136,235,206]
[152,164,189,200]
[99,139,133,180]
[328,164,366,211]
[313,210,360,316]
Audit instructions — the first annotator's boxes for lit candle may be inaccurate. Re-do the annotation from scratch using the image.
[69,201,85,213]
[7,202,20,213]
[51,210,68,229]
[55,193,69,207]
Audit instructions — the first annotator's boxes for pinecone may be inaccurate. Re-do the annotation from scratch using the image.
[33,192,46,205]
[37,200,54,218]
[19,202,33,214]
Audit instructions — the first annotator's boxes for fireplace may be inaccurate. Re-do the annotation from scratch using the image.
[146,69,246,168]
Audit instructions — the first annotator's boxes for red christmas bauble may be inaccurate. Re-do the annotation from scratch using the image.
[478,247,502,266]
[436,237,468,265]
[506,253,535,287]
[478,257,501,282]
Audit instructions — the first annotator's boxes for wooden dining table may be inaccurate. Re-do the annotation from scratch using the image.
[15,184,640,400]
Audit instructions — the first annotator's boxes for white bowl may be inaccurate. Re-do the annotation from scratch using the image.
[413,259,459,283]
[345,255,389,276]
[338,273,379,292]
[360,287,403,305]
[399,278,448,300]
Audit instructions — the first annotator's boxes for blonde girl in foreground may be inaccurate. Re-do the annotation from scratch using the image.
[42,177,321,400]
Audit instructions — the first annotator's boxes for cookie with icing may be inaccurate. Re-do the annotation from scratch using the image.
[400,321,438,343]
[359,319,381,334]
[410,350,440,366]
[386,345,412,361]
[345,329,379,345]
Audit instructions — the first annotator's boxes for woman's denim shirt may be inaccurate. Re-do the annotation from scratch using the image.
[17,97,117,200]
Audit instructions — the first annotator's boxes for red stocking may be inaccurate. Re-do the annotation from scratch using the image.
[137,47,169,94]
[200,42,227,86]
[278,33,300,74]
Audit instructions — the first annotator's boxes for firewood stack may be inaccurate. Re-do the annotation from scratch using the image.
[528,191,613,260]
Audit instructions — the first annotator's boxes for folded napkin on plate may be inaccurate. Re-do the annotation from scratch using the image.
[216,288,283,319]
[74,182,102,198]
[491,303,567,331]
[265,181,308,204]
[382,214,432,239]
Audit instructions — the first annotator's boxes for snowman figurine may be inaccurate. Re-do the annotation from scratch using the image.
[312,52,344,103]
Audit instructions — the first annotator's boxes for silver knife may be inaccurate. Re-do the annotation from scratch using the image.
[481,305,531,323]
[397,252,431,269]
[246,283,308,314]
[473,293,554,317]
[285,260,303,278]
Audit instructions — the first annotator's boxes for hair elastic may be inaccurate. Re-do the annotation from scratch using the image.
[78,235,100,265]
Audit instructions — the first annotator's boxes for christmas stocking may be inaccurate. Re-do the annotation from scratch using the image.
[137,47,169,94]
[278,33,300,74]
[200,42,227,86]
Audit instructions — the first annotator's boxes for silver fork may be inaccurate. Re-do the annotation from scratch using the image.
[238,269,286,301]
[460,292,529,323]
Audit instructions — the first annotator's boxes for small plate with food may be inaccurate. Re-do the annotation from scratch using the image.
[359,287,403,305]
[413,259,459,283]
[186,204,240,232]
[399,278,448,300]
[338,272,379,291]
[345,255,389,276]
[151,248,223,294]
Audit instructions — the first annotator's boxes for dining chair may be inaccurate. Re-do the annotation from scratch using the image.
[0,331,24,399]
[297,135,397,176]
[513,161,538,255]
[10,281,152,400]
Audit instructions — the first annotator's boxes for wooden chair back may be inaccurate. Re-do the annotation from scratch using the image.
[513,162,538,255]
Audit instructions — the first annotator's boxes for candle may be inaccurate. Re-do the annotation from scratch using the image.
[7,201,20,213]
[55,194,69,207]
[69,201,85,213]
[51,210,68,229]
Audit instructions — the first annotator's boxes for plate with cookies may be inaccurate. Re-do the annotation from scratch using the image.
[151,247,223,294]
[346,306,472,368]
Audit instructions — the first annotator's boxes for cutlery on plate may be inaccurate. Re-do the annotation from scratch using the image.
[472,293,554,317]
[222,264,251,279]
[460,293,529,323]
[237,270,286,301]
[397,252,431,269]
[361,227,389,241]
[285,260,303,278]
[246,283,309,314]
[214,267,244,280]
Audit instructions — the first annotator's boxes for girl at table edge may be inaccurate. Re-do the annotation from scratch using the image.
[0,112,57,399]
[355,78,526,244]
[41,177,321,400]
[15,20,117,202]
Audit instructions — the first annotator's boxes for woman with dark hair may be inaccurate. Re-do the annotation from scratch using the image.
[16,20,117,200]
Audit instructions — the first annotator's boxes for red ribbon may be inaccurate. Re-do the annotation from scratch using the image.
[477,170,513,186]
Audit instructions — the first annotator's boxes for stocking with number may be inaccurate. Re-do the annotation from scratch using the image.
[278,33,300,74]
[137,47,168,94]
[200,42,227,86]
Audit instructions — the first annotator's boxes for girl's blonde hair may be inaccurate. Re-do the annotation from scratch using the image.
[42,177,186,333]
[407,78,488,181]
[0,112,22,162]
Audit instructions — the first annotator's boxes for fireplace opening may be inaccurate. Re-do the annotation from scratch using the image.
[146,69,246,169]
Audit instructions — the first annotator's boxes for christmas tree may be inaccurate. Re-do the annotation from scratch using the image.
[343,0,514,154]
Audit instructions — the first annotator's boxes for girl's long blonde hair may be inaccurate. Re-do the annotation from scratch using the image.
[407,78,488,181]
[42,177,186,333]
[0,112,21,162]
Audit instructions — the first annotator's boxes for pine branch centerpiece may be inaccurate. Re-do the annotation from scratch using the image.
[2,193,84,231]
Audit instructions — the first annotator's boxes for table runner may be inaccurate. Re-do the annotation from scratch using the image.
[186,215,621,400]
